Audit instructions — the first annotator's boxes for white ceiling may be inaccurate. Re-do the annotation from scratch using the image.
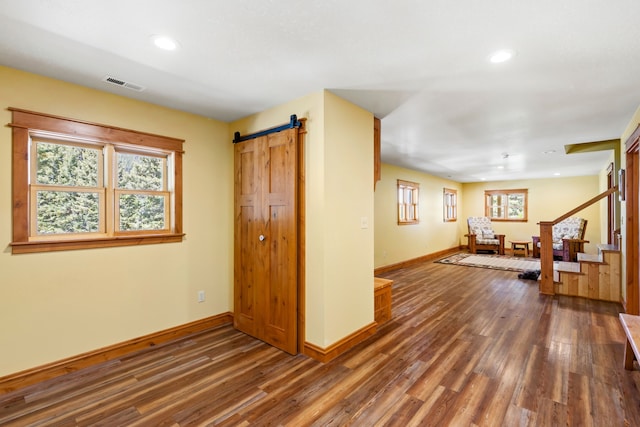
[1,0,639,182]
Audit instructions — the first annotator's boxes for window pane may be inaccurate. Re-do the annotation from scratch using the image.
[490,195,500,208]
[117,153,164,191]
[485,190,527,221]
[36,190,100,234]
[397,180,419,224]
[119,194,166,231]
[508,194,525,218]
[36,142,99,187]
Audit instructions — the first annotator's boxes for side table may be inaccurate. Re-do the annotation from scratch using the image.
[510,240,531,257]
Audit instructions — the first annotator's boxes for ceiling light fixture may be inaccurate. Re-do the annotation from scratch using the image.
[152,35,179,51]
[489,49,514,64]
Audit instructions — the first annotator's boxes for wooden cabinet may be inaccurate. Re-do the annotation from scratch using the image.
[374,277,393,324]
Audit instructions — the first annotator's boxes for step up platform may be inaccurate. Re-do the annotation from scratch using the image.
[553,261,580,282]
[553,244,621,302]
[576,252,603,263]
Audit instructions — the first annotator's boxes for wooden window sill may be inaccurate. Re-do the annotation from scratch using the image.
[10,234,185,254]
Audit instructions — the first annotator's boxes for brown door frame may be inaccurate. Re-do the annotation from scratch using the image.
[625,125,640,314]
[296,122,306,353]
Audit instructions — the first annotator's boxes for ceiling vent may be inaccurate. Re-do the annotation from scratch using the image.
[102,76,145,92]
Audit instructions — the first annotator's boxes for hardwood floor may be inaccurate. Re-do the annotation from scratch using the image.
[3,258,640,426]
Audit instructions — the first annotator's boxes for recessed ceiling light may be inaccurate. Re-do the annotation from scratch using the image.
[497,166,505,169]
[489,49,515,64]
[554,172,561,176]
[152,35,179,51]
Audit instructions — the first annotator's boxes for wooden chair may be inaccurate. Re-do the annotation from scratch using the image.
[466,216,505,255]
[532,217,588,262]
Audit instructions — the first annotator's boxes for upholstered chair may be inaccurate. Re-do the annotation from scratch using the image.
[532,217,588,261]
[466,216,505,255]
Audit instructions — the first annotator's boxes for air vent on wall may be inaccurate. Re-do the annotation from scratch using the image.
[102,75,145,92]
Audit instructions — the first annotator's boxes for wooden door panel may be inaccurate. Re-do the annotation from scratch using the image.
[235,206,256,329]
[262,205,295,351]
[268,136,292,194]
[261,131,297,354]
[234,139,260,335]
[239,148,257,195]
[234,127,298,354]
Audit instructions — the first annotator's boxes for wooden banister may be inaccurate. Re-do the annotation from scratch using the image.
[552,187,618,224]
[539,186,618,295]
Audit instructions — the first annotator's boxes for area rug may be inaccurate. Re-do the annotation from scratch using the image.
[436,253,541,272]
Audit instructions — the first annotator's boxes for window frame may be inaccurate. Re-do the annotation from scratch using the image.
[443,188,457,222]
[484,188,528,222]
[9,108,184,254]
[397,179,420,225]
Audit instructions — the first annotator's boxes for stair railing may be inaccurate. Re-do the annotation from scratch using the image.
[538,186,618,295]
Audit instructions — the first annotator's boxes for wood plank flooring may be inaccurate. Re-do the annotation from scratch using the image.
[3,258,640,426]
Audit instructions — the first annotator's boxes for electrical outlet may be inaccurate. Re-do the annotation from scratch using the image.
[197,290,205,303]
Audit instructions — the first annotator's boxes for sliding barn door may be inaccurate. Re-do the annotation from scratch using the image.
[234,127,298,354]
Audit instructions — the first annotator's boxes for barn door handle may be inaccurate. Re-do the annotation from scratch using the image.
[259,234,265,242]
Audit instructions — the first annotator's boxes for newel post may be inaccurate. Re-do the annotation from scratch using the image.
[539,221,555,295]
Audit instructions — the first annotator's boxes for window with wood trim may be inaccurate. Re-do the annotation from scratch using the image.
[443,188,457,222]
[397,179,419,224]
[9,108,184,254]
[485,189,528,221]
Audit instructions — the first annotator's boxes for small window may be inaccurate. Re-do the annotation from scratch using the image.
[10,108,184,254]
[397,179,419,225]
[485,189,528,221]
[443,188,457,222]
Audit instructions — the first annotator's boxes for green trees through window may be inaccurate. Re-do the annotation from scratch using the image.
[32,139,170,236]
[10,107,184,254]
[116,153,168,231]
[34,141,102,235]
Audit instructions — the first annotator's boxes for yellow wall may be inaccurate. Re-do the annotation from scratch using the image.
[1,69,375,375]
[462,176,601,255]
[621,106,640,149]
[323,92,374,345]
[231,90,374,348]
[374,163,462,268]
[375,166,603,269]
[0,66,233,376]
